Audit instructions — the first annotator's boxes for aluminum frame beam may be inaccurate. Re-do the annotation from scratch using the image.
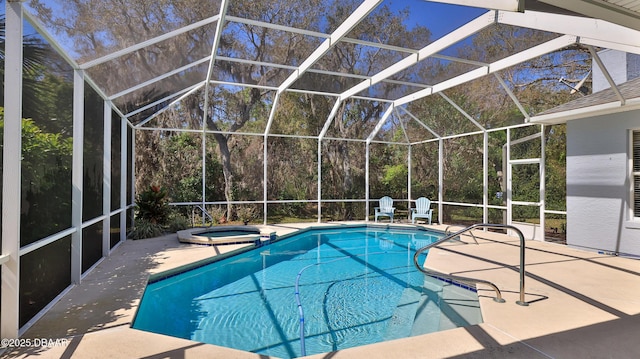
[108,56,211,100]
[438,92,485,130]
[340,11,496,101]
[394,34,578,106]
[102,101,112,257]
[79,15,221,69]
[71,70,85,285]
[202,0,230,212]
[397,107,441,139]
[427,0,524,11]
[366,105,395,143]
[588,45,626,104]
[120,115,128,243]
[2,0,23,339]
[126,82,203,118]
[227,13,492,68]
[277,0,383,92]
[494,73,530,121]
[135,82,206,128]
[394,108,411,144]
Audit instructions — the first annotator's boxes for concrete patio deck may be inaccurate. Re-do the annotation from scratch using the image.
[3,222,640,358]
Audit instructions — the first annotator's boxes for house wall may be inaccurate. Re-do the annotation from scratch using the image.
[567,110,640,256]
[593,49,640,92]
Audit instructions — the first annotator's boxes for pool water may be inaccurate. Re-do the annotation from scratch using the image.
[133,226,482,358]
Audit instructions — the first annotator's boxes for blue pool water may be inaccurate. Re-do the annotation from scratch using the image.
[133,226,476,358]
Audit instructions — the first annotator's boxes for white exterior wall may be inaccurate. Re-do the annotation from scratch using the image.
[593,49,628,92]
[593,49,640,92]
[567,110,640,256]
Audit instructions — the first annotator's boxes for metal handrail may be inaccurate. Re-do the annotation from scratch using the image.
[413,223,528,306]
[191,205,214,227]
[443,224,477,244]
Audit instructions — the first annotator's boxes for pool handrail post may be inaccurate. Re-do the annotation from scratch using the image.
[413,223,528,306]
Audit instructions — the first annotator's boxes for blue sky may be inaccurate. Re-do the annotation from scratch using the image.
[386,0,487,38]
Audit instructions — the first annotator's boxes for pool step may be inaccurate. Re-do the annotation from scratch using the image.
[384,275,449,341]
[383,286,425,341]
[409,277,483,337]
[437,282,483,331]
[410,278,445,337]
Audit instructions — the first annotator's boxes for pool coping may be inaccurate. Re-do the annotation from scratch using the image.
[177,225,265,245]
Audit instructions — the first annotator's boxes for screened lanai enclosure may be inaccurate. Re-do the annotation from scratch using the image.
[2,0,640,339]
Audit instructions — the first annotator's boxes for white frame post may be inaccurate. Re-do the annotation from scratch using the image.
[201,122,207,222]
[131,128,136,207]
[1,0,24,339]
[365,143,370,221]
[120,118,128,241]
[263,132,268,224]
[71,70,85,284]
[483,131,489,223]
[408,144,412,221]
[540,124,546,241]
[317,139,322,223]
[103,101,112,256]
[438,138,444,225]
[506,128,512,227]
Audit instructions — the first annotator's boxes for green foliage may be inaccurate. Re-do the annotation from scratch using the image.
[128,218,165,240]
[135,131,225,205]
[165,213,191,233]
[237,205,258,224]
[135,185,170,224]
[382,164,407,188]
[131,186,191,239]
[20,118,73,191]
[0,108,74,243]
[545,125,567,211]
[206,205,228,225]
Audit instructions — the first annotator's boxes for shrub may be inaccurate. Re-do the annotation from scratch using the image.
[166,213,191,232]
[206,205,227,225]
[128,218,164,240]
[135,185,170,224]
[237,205,258,225]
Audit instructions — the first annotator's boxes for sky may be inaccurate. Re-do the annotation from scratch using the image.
[386,0,487,39]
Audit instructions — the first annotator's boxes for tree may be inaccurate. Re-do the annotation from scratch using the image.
[0,15,51,119]
[0,108,73,243]
[26,0,580,225]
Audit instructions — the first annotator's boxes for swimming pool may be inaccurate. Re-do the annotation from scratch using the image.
[133,225,482,358]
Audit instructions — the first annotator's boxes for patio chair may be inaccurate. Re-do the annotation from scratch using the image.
[411,197,433,224]
[374,196,395,223]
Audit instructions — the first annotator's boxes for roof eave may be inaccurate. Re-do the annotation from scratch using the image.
[529,98,640,125]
